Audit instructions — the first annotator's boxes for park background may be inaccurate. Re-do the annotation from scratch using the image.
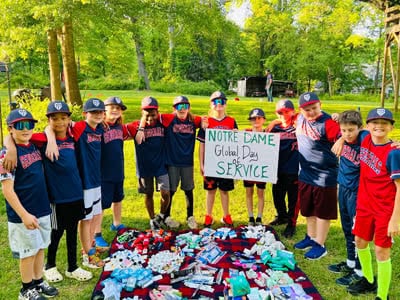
[1,0,400,299]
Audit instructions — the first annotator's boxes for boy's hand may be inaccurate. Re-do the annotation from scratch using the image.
[388,218,400,237]
[331,137,345,157]
[331,113,339,122]
[45,141,59,161]
[135,130,145,144]
[3,148,17,171]
[201,116,209,129]
[22,212,39,230]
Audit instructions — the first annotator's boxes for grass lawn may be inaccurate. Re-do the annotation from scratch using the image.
[0,89,399,299]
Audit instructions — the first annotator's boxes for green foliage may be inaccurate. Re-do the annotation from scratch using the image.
[151,78,222,95]
[79,76,137,90]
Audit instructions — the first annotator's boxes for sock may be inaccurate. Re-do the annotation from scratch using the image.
[377,259,391,300]
[33,278,43,286]
[159,213,165,220]
[249,213,254,218]
[346,259,355,269]
[357,245,374,283]
[354,268,363,277]
[22,281,34,291]
[88,247,96,256]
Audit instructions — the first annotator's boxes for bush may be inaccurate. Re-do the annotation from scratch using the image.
[0,72,48,89]
[80,76,137,90]
[151,79,222,96]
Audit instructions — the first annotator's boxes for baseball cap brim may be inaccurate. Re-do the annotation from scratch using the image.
[8,117,38,125]
[46,111,72,117]
[367,117,395,124]
[142,105,158,110]
[299,99,320,108]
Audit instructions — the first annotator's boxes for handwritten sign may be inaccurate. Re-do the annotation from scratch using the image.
[204,129,280,183]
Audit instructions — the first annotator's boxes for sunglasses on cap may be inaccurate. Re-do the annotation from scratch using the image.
[212,98,226,106]
[13,121,35,130]
[175,103,190,111]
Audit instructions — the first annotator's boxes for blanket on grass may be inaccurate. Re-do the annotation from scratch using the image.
[92,226,322,300]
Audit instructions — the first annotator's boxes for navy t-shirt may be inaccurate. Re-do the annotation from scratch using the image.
[101,123,125,182]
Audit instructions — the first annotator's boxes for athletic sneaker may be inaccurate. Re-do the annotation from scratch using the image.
[347,276,377,295]
[269,216,288,226]
[255,217,263,226]
[248,217,255,226]
[43,267,63,283]
[294,234,314,250]
[164,216,180,229]
[35,281,58,297]
[328,261,353,274]
[110,223,126,231]
[19,288,46,300]
[150,218,160,230]
[304,242,327,260]
[336,271,362,286]
[283,224,296,238]
[187,216,198,229]
[204,215,214,227]
[221,214,233,227]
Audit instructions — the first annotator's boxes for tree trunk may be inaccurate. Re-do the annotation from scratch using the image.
[133,34,151,90]
[47,29,62,101]
[58,20,82,106]
[327,67,333,96]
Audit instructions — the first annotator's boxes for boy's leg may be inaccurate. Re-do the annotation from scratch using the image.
[206,189,217,216]
[245,186,254,218]
[65,223,79,272]
[160,189,171,215]
[46,228,64,269]
[20,255,35,286]
[376,256,391,300]
[79,220,92,254]
[145,193,155,218]
[306,216,317,239]
[165,191,175,217]
[184,190,194,218]
[356,238,374,283]
[220,190,230,217]
[315,218,330,246]
[33,249,45,280]
[256,186,265,219]
[111,202,123,228]
[286,174,299,226]
[271,177,288,224]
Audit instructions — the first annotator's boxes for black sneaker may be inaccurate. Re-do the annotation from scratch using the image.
[347,277,377,295]
[283,224,296,238]
[35,281,58,298]
[269,216,288,226]
[255,217,262,225]
[19,288,46,300]
[248,217,255,226]
[328,261,353,273]
[336,271,362,286]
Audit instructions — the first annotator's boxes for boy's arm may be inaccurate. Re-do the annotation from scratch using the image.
[135,116,147,144]
[331,136,345,157]
[44,125,59,161]
[2,180,39,229]
[2,134,17,171]
[388,179,400,237]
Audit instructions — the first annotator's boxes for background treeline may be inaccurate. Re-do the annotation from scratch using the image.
[0,0,385,99]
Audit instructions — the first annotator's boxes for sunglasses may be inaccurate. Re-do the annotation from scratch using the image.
[175,103,190,110]
[212,98,226,106]
[13,121,35,130]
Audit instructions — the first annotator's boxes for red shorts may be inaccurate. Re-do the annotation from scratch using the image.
[353,207,393,248]
[298,181,337,219]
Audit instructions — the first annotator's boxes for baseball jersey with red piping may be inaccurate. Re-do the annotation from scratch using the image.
[161,113,201,167]
[125,120,167,177]
[296,112,341,187]
[30,133,83,204]
[72,120,104,189]
[356,134,400,216]
[196,116,238,143]
[337,130,369,190]
[270,124,298,175]
[101,122,127,182]
[0,144,51,223]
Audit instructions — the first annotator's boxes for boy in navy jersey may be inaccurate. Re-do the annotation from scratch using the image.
[294,92,341,260]
[0,109,58,300]
[347,108,400,300]
[267,99,299,238]
[328,110,366,286]
[125,96,171,230]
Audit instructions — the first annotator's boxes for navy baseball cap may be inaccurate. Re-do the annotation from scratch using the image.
[366,108,395,124]
[104,96,127,110]
[83,98,105,112]
[173,95,190,106]
[276,99,295,112]
[46,100,71,116]
[248,108,266,120]
[210,91,227,101]
[299,92,320,108]
[141,96,158,110]
[6,108,38,125]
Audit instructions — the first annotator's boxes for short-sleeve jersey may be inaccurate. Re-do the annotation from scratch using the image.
[357,134,400,213]
[101,123,126,182]
[161,113,202,167]
[30,133,83,204]
[270,124,298,175]
[0,144,51,223]
[197,116,238,143]
[296,112,341,187]
[72,120,104,189]
[125,120,167,178]
[337,130,369,190]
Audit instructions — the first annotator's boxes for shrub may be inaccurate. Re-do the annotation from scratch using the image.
[151,79,222,96]
[80,76,137,90]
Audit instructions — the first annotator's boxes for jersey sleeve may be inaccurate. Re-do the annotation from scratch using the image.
[30,133,47,148]
[125,120,140,138]
[197,127,206,143]
[160,113,175,128]
[71,120,87,142]
[193,116,202,129]
[388,148,400,180]
[325,118,341,142]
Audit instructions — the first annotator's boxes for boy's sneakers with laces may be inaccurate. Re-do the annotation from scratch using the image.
[94,235,109,252]
[255,217,263,226]
[294,234,314,250]
[248,217,255,226]
[19,287,46,300]
[35,281,58,298]
[328,261,353,274]
[110,223,125,231]
[204,215,214,227]
[304,241,327,260]
[269,216,288,226]
[150,218,160,230]
[43,267,63,283]
[283,224,296,238]
[347,276,377,295]
[187,216,198,229]
[221,214,233,227]
[336,271,362,286]
[164,216,180,229]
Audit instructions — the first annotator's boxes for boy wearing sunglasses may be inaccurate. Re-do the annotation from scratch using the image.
[197,91,238,227]
[0,109,58,300]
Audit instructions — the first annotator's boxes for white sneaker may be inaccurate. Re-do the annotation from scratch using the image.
[187,216,198,229]
[43,267,63,283]
[65,267,93,281]
[164,216,180,229]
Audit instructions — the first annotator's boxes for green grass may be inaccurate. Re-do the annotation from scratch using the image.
[0,90,399,299]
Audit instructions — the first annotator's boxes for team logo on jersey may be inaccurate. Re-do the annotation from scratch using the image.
[93,99,100,107]
[304,94,310,101]
[18,109,27,117]
[377,108,386,116]
[54,103,63,110]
